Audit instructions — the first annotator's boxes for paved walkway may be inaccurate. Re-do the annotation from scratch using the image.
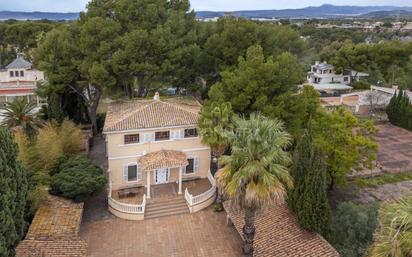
[80,208,243,257]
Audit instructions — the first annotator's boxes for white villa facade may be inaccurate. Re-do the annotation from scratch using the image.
[306,61,369,96]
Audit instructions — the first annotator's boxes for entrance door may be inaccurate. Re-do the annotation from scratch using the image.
[155,168,169,184]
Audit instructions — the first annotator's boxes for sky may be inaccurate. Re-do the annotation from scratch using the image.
[0,0,412,12]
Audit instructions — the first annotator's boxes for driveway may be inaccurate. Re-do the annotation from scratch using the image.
[80,207,243,257]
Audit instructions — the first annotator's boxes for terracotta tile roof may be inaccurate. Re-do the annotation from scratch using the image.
[140,150,188,171]
[15,240,87,257]
[15,196,87,257]
[224,201,340,257]
[103,97,201,132]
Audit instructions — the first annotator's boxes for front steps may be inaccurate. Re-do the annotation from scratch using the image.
[145,197,190,219]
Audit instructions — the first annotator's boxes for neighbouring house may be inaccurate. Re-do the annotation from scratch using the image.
[224,201,340,257]
[0,56,46,121]
[306,61,369,96]
[15,196,87,257]
[339,85,412,114]
[103,93,215,220]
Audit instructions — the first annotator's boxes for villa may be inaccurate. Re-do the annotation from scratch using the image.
[103,93,216,220]
[0,56,45,107]
[306,61,369,96]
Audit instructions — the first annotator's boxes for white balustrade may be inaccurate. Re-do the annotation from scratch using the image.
[185,170,216,206]
[108,181,146,214]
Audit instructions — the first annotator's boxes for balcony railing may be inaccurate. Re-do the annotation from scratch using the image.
[108,182,146,214]
[185,170,216,206]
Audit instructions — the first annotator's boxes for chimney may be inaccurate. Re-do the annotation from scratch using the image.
[154,92,160,101]
[315,61,320,65]
[392,85,399,90]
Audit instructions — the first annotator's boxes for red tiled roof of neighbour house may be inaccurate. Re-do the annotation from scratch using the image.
[224,201,340,257]
[103,97,202,133]
[140,150,189,171]
[0,88,35,95]
[15,196,87,257]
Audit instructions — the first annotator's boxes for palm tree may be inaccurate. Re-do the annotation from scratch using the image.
[0,98,42,138]
[199,102,234,204]
[370,197,412,257]
[217,113,293,257]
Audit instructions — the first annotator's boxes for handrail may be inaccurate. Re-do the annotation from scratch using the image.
[185,170,216,206]
[108,181,146,214]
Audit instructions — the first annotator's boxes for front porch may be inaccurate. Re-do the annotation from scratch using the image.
[111,178,212,205]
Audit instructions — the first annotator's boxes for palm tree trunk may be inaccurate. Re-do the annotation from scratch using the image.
[243,208,256,257]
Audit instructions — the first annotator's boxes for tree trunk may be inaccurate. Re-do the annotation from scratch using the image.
[137,76,146,97]
[328,170,335,191]
[88,87,102,136]
[243,208,256,257]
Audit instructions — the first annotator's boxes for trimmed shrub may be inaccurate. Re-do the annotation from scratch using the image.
[50,155,106,202]
[353,80,371,90]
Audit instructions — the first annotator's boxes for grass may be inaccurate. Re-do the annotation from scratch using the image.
[355,172,412,188]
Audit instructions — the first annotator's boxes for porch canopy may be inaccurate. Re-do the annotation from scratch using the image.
[140,150,188,171]
[140,150,189,198]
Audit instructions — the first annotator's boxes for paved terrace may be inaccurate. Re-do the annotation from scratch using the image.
[80,207,242,257]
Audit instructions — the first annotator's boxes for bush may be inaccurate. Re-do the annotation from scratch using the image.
[352,80,371,90]
[50,155,107,202]
[31,120,83,172]
[330,202,379,257]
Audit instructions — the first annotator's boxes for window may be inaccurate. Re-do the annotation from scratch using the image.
[20,70,24,77]
[123,163,141,182]
[344,77,349,82]
[155,131,170,141]
[184,157,199,174]
[184,128,198,138]
[124,134,139,144]
[9,71,14,77]
[14,71,19,77]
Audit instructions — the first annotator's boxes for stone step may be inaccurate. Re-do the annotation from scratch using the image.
[145,197,190,219]
[147,199,187,208]
[146,202,187,212]
[145,208,190,220]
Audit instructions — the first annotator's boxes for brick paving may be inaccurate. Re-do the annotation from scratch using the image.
[376,123,412,173]
[80,207,243,257]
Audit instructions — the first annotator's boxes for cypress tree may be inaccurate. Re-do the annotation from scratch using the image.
[386,90,412,131]
[288,131,331,238]
[0,128,28,257]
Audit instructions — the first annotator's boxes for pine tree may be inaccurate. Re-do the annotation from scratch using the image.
[0,128,28,257]
[288,131,332,238]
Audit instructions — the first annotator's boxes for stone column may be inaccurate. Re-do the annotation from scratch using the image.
[147,171,151,199]
[178,166,183,195]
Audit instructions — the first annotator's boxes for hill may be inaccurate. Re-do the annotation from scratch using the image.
[196,4,412,19]
[0,11,79,21]
[1,5,412,21]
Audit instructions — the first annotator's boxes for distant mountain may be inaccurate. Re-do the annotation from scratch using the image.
[196,4,412,19]
[360,10,412,19]
[0,11,79,21]
[1,4,412,21]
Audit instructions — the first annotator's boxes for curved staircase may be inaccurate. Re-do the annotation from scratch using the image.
[145,197,189,220]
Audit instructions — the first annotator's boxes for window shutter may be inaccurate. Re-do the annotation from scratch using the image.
[179,129,185,139]
[194,157,199,172]
[137,163,142,180]
[143,133,154,143]
[123,166,128,182]
[171,130,178,140]
[182,165,186,174]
